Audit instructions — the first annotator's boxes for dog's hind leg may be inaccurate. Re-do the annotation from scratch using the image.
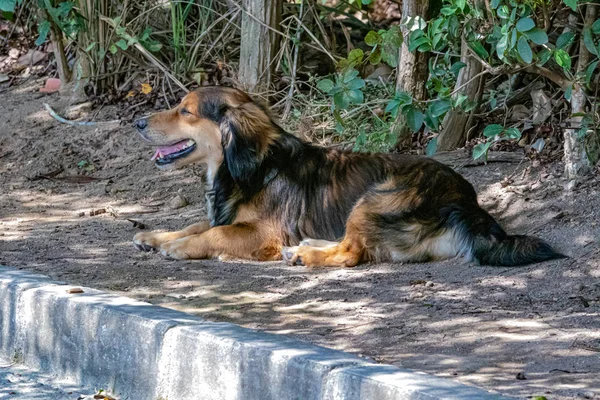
[281,178,453,268]
[133,221,210,252]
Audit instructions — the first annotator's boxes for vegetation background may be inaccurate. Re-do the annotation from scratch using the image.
[1,0,599,180]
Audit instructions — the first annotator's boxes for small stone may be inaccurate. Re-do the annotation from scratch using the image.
[425,281,435,288]
[565,180,577,191]
[168,194,188,209]
[516,371,527,380]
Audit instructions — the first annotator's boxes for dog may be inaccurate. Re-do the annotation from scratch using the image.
[132,86,564,267]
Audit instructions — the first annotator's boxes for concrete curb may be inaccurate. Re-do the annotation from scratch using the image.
[0,266,510,399]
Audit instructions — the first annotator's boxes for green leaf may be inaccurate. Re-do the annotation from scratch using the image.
[564,85,572,101]
[516,18,535,32]
[115,39,128,50]
[333,92,349,109]
[343,69,360,83]
[497,5,509,19]
[504,127,521,139]
[35,20,50,46]
[348,48,364,64]
[585,60,599,85]
[409,37,430,52]
[554,49,571,71]
[517,36,533,63]
[109,44,118,54]
[509,28,517,49]
[381,49,399,68]
[473,142,493,160]
[491,0,500,9]
[592,19,600,35]
[395,91,413,105]
[406,107,424,132]
[454,93,469,108]
[556,31,575,50]
[483,124,504,138]
[347,89,364,104]
[450,61,467,75]
[537,49,552,66]
[316,79,334,93]
[583,27,598,56]
[346,78,365,90]
[563,0,577,11]
[496,35,508,59]
[430,100,452,118]
[524,28,548,45]
[426,137,438,156]
[365,31,382,46]
[456,0,466,10]
[385,99,401,117]
[440,7,457,15]
[368,47,382,64]
[0,0,16,12]
[145,41,162,52]
[469,41,489,59]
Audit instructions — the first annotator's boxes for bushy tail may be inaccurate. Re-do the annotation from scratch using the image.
[446,205,566,266]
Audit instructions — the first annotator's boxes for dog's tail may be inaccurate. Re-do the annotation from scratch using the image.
[446,205,566,266]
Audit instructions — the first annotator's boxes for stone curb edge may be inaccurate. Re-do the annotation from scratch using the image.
[0,265,510,399]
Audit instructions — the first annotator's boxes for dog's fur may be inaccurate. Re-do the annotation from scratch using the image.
[133,86,564,267]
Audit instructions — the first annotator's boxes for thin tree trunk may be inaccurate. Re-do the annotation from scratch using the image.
[564,4,596,180]
[437,38,483,150]
[392,0,429,149]
[41,9,71,84]
[238,0,282,93]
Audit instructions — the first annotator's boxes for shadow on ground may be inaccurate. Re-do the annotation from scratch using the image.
[1,81,599,399]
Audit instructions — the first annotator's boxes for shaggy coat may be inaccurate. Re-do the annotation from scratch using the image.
[133,86,564,267]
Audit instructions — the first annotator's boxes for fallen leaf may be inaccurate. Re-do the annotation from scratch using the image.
[66,288,84,294]
[141,83,152,95]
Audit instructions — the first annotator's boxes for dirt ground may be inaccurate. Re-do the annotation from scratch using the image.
[1,79,599,399]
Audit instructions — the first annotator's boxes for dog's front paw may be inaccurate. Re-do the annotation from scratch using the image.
[133,232,165,252]
[159,238,192,260]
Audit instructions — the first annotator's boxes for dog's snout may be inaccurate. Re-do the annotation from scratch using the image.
[135,118,148,131]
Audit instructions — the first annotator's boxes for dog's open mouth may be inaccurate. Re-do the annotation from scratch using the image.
[151,139,196,165]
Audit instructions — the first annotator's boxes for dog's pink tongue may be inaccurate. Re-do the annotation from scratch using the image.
[150,140,188,161]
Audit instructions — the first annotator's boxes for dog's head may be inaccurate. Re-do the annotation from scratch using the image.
[134,86,278,184]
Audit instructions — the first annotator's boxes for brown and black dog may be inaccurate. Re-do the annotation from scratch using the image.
[132,86,564,267]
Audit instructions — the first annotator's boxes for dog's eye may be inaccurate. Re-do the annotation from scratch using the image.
[180,108,191,115]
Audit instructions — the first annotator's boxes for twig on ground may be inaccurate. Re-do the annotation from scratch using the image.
[43,103,120,126]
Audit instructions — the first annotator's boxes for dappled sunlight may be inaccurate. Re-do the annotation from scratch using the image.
[1,86,599,399]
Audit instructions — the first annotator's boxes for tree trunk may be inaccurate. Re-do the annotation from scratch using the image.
[238,0,282,93]
[392,0,429,149]
[40,9,71,84]
[437,38,483,151]
[564,4,596,180]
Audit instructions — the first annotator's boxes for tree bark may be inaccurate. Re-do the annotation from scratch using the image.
[238,0,282,93]
[392,0,429,149]
[564,4,596,180]
[41,9,71,84]
[437,38,483,150]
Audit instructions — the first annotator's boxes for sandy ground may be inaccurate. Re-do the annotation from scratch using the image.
[1,80,599,399]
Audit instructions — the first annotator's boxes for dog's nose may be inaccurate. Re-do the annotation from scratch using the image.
[135,118,148,131]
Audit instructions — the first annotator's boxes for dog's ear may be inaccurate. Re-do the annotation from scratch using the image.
[220,101,277,189]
